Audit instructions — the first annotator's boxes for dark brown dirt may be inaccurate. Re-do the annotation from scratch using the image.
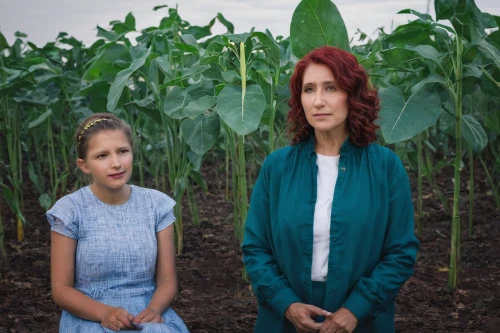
[0,161,499,333]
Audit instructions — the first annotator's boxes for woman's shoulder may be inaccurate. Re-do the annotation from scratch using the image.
[365,143,399,162]
[363,143,406,180]
[264,141,310,165]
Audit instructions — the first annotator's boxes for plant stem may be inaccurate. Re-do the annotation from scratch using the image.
[448,36,463,290]
[479,155,500,210]
[238,134,248,242]
[0,205,8,267]
[225,137,229,201]
[417,133,423,236]
[468,148,474,237]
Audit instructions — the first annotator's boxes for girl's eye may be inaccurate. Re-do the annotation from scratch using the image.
[97,154,106,159]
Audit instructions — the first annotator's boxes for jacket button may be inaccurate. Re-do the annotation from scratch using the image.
[340,167,346,171]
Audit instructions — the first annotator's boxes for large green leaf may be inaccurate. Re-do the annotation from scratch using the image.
[29,108,53,129]
[159,65,210,89]
[110,12,136,34]
[381,45,443,71]
[184,95,216,118]
[462,114,487,152]
[127,95,162,125]
[1,184,26,224]
[380,47,423,71]
[407,45,443,69]
[216,85,266,135]
[379,86,443,143]
[107,48,150,111]
[435,0,486,42]
[84,43,130,80]
[384,21,436,46]
[484,110,500,133]
[397,9,433,22]
[290,0,350,59]
[0,32,8,51]
[164,86,190,119]
[164,83,213,119]
[181,112,220,155]
[411,74,452,98]
[217,13,235,34]
[475,39,500,70]
[252,32,281,71]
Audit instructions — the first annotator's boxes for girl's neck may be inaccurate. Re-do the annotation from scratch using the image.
[314,130,348,156]
[89,184,131,205]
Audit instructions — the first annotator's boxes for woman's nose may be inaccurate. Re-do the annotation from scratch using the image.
[313,92,325,107]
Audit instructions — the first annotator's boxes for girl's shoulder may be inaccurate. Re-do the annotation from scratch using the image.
[46,187,89,237]
[48,186,89,212]
[129,185,176,209]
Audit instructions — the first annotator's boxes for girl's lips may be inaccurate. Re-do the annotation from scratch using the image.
[109,171,126,178]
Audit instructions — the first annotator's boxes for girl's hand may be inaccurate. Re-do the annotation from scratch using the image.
[100,306,135,331]
[133,307,164,324]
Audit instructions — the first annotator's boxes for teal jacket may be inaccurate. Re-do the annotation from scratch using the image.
[242,137,419,333]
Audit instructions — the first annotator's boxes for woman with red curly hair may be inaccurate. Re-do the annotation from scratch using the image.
[242,46,419,333]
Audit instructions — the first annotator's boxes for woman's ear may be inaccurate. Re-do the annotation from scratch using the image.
[76,159,91,175]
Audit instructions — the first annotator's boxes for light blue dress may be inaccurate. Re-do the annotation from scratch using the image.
[47,185,190,333]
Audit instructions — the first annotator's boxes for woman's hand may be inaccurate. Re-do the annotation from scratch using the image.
[133,307,164,324]
[285,302,331,333]
[100,306,135,331]
[318,307,358,333]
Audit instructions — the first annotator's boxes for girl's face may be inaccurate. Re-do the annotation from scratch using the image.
[301,63,349,137]
[77,129,133,193]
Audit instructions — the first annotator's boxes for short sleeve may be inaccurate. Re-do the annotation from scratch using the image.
[153,190,176,233]
[46,196,79,239]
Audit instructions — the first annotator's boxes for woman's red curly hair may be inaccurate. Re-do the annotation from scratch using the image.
[288,46,379,147]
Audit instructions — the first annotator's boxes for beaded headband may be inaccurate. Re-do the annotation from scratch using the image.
[77,118,110,148]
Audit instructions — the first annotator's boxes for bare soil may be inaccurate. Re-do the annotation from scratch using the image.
[1,161,499,333]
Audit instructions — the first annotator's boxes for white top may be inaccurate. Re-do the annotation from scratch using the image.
[311,154,340,282]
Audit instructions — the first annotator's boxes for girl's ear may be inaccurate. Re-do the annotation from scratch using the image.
[76,159,91,175]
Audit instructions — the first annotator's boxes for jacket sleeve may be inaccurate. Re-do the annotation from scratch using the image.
[241,157,302,318]
[341,151,420,321]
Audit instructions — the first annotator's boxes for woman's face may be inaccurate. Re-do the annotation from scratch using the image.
[301,63,349,137]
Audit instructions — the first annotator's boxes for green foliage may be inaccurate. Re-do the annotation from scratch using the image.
[0,1,498,286]
[290,0,350,58]
[379,86,443,143]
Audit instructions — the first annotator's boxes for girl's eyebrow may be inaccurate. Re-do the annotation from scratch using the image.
[91,149,108,156]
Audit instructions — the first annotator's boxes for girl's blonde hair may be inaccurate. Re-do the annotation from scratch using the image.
[75,113,133,160]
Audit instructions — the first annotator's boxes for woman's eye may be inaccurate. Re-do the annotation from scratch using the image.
[120,149,129,154]
[303,87,313,93]
[327,86,336,91]
[97,154,106,159]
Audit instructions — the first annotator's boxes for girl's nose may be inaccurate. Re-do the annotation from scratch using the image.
[110,154,121,168]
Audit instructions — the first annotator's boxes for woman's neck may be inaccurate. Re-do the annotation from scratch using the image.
[314,130,348,156]
[90,184,131,205]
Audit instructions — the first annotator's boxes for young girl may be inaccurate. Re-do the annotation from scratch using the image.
[47,113,190,332]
